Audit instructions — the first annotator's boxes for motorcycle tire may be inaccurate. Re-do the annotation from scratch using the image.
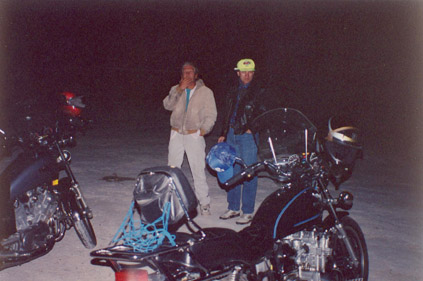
[73,215,97,249]
[331,216,369,281]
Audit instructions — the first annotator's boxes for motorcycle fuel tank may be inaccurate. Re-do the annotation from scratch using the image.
[1,151,59,200]
[252,185,322,240]
[0,150,21,239]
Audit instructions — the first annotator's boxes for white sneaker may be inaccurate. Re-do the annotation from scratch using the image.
[219,210,240,220]
[200,204,211,216]
[236,213,253,225]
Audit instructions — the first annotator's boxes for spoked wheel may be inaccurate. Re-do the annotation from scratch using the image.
[73,212,97,249]
[331,216,369,281]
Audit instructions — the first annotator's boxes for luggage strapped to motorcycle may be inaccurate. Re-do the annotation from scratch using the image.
[110,200,176,253]
[108,166,203,253]
[91,166,206,272]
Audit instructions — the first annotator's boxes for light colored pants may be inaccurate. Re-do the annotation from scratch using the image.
[168,130,210,206]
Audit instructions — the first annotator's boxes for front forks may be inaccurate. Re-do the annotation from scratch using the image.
[327,201,359,268]
[69,184,93,220]
[318,178,359,268]
[55,141,93,220]
[334,221,359,267]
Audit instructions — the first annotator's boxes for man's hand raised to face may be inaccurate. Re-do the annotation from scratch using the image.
[179,77,194,91]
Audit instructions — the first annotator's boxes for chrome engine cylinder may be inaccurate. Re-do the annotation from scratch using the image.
[282,230,332,281]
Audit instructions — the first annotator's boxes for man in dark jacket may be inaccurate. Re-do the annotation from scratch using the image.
[217,58,265,224]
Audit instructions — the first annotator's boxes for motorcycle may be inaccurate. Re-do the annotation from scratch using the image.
[0,92,97,270]
[90,108,368,281]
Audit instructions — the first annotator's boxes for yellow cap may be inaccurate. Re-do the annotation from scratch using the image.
[234,58,255,71]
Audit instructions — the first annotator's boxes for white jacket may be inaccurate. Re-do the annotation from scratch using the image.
[163,79,217,135]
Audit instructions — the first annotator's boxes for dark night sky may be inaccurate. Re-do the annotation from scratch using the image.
[0,0,422,160]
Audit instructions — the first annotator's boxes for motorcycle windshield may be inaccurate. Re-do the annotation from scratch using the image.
[251,108,317,163]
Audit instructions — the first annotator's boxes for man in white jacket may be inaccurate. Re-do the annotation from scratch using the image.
[163,62,217,215]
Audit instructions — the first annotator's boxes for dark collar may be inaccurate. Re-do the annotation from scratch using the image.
[238,79,251,89]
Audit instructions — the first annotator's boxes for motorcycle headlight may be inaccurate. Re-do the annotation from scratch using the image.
[336,191,353,210]
[57,150,71,163]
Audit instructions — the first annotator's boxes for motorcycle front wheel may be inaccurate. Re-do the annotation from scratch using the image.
[331,216,369,281]
[73,213,97,249]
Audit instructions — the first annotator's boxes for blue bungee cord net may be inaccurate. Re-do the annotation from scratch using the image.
[111,200,176,253]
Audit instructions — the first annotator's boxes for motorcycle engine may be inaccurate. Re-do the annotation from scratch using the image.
[14,186,59,234]
[281,231,332,281]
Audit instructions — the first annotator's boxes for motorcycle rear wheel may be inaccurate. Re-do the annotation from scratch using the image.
[332,216,369,281]
[73,215,97,249]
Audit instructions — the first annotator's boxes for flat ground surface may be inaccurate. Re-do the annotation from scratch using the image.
[0,121,422,281]
[0,1,422,280]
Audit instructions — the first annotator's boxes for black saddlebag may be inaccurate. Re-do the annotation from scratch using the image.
[133,166,197,225]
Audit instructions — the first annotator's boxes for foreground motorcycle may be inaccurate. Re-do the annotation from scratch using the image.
[0,93,96,270]
[91,108,368,281]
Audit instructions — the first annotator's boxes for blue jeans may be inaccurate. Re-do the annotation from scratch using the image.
[226,128,258,214]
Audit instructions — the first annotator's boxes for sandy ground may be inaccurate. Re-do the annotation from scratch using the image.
[0,121,422,281]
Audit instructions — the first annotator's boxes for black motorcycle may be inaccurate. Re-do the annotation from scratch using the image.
[0,93,96,270]
[91,108,368,281]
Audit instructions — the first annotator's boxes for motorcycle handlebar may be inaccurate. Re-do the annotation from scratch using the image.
[1,114,88,151]
[222,162,265,188]
[36,133,77,149]
[221,159,312,188]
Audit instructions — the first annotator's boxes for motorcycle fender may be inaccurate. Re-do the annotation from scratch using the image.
[321,211,350,229]
[252,186,323,239]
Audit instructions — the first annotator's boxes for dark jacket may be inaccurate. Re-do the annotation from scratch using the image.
[220,81,266,136]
